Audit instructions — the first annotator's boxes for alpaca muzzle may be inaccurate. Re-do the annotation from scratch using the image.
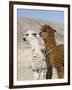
[23,37,27,41]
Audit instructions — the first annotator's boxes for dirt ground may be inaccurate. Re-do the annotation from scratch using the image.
[17,47,34,80]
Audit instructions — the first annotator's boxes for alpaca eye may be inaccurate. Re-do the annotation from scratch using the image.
[32,33,36,36]
[26,34,28,36]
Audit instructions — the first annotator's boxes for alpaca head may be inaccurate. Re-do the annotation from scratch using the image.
[23,30,38,42]
[39,24,56,40]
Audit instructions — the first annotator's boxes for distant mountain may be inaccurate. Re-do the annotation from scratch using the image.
[17,16,64,47]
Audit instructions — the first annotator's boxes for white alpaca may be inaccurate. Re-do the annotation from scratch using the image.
[23,30,47,80]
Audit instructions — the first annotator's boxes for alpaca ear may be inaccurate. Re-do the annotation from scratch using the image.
[52,29,56,32]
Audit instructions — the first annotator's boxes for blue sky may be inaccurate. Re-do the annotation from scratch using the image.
[17,9,64,24]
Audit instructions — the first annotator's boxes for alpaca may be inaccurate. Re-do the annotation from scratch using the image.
[39,25,64,79]
[23,30,47,80]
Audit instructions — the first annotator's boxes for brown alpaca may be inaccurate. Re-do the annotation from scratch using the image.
[40,24,64,79]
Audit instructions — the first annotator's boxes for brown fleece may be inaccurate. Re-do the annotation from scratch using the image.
[40,24,64,78]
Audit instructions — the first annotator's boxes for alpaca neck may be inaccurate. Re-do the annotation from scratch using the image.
[29,38,41,53]
[44,37,56,51]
